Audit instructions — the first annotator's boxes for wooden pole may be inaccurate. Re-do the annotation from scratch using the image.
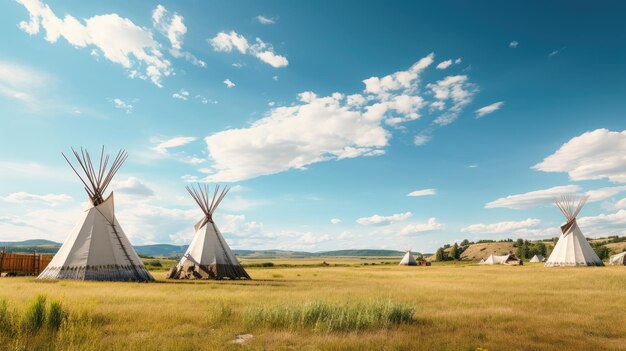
[0,246,5,275]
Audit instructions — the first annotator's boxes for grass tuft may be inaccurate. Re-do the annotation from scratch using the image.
[23,294,47,332]
[244,299,415,332]
[47,300,66,330]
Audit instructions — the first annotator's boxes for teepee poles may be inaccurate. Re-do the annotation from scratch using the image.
[62,146,128,206]
[186,184,230,229]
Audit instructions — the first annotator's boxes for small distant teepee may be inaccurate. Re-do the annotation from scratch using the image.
[167,184,250,280]
[399,249,417,266]
[545,195,603,267]
[38,147,154,282]
[529,254,545,263]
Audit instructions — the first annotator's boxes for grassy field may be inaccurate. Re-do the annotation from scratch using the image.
[1,260,625,351]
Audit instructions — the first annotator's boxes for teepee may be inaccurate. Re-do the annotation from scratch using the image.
[167,184,250,280]
[609,251,626,266]
[529,254,545,263]
[38,147,154,282]
[545,195,603,267]
[399,249,417,266]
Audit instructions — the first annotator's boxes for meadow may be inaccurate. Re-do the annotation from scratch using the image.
[1,259,625,351]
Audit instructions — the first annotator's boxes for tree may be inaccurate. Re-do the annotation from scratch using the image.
[536,242,547,257]
[593,245,609,260]
[515,238,524,248]
[435,248,445,261]
[452,243,459,260]
[461,239,470,246]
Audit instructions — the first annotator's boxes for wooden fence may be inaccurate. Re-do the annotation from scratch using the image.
[0,248,53,276]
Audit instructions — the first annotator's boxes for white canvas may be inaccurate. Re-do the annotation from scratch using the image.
[399,251,417,266]
[38,193,154,281]
[609,251,626,266]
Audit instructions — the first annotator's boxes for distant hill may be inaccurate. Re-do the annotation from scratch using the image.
[0,239,406,258]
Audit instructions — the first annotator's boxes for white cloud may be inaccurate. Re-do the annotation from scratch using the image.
[475,101,504,118]
[111,177,154,197]
[461,218,541,234]
[272,75,279,81]
[509,41,519,48]
[0,61,50,106]
[414,134,431,146]
[296,233,330,245]
[153,136,196,154]
[357,212,412,226]
[407,189,436,197]
[585,186,626,202]
[577,210,626,237]
[210,31,288,68]
[399,218,443,235]
[0,192,72,206]
[533,129,626,183]
[17,0,173,86]
[197,54,477,182]
[330,218,341,225]
[549,47,565,57]
[172,89,189,100]
[256,15,275,25]
[223,79,236,88]
[454,58,462,64]
[436,59,452,70]
[427,75,478,125]
[485,185,581,209]
[111,98,134,114]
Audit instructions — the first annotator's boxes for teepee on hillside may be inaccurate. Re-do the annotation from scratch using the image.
[609,251,626,266]
[399,249,417,266]
[38,147,154,282]
[167,184,250,280]
[545,195,603,267]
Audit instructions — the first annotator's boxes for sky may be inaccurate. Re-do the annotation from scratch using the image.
[1,0,626,252]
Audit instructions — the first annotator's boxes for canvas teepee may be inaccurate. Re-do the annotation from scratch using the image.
[399,249,417,266]
[609,251,626,266]
[38,147,154,282]
[167,184,250,280]
[529,254,545,263]
[545,195,603,267]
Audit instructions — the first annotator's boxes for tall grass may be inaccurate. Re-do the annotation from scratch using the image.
[244,299,415,332]
[23,294,47,332]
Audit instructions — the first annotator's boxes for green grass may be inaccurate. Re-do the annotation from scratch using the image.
[0,261,625,350]
[244,299,415,332]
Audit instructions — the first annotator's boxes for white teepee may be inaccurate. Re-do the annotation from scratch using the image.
[529,254,545,263]
[545,195,603,267]
[399,249,417,266]
[38,147,154,282]
[167,184,250,280]
[609,251,626,266]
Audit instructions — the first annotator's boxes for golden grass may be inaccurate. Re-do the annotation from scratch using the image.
[1,262,625,350]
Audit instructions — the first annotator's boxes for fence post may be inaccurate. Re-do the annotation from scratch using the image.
[0,246,5,275]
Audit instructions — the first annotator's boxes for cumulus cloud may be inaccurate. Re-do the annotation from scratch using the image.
[256,15,275,25]
[17,0,173,86]
[461,218,541,234]
[407,189,436,197]
[485,185,581,209]
[427,75,478,125]
[153,136,196,154]
[210,31,288,68]
[0,192,72,206]
[475,101,504,118]
[223,79,235,88]
[436,59,452,70]
[198,53,478,182]
[533,129,626,183]
[330,218,342,224]
[112,177,154,197]
[357,212,412,226]
[509,41,519,48]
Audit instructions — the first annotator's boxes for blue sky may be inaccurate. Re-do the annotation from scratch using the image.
[1,0,626,252]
